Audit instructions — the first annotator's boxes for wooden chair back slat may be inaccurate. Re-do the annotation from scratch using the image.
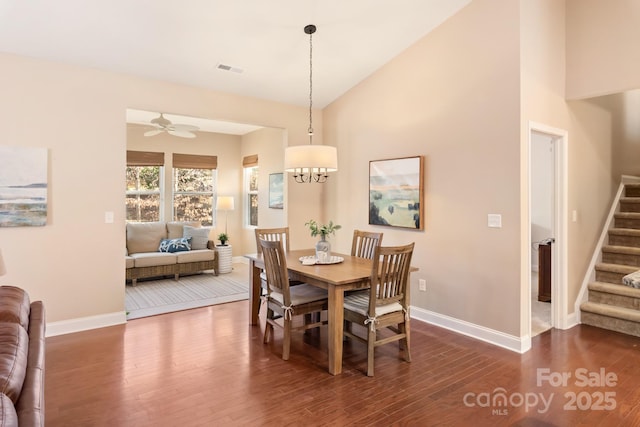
[351,230,383,260]
[369,243,415,312]
[255,227,290,255]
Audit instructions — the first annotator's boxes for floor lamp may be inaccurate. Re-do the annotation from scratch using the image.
[216,196,234,236]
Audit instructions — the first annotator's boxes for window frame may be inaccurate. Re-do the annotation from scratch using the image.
[125,165,165,223]
[244,165,259,228]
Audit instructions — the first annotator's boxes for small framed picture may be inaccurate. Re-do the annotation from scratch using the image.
[269,173,284,209]
[369,156,424,230]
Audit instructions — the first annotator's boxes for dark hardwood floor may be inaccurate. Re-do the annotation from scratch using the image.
[46,299,640,426]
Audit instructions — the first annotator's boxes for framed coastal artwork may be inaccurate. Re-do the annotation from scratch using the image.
[0,146,48,227]
[369,156,424,230]
[269,173,284,209]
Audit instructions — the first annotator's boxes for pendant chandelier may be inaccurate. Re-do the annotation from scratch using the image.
[284,24,338,183]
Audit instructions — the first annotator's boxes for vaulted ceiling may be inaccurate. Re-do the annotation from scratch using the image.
[0,0,470,109]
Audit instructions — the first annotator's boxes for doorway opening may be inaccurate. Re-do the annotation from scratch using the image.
[528,122,569,339]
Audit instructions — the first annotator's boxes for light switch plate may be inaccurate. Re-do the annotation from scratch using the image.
[105,211,114,224]
[488,214,502,228]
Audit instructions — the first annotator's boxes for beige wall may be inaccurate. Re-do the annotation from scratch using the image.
[324,0,625,340]
[0,52,321,325]
[588,90,640,180]
[325,0,522,335]
[566,0,640,99]
[240,127,288,253]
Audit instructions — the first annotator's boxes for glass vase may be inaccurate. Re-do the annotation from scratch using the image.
[315,235,331,262]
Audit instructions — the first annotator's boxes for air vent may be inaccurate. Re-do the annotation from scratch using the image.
[216,63,244,74]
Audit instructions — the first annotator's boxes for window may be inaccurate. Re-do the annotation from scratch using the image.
[243,154,259,227]
[126,151,164,222]
[173,168,215,226]
[172,154,218,226]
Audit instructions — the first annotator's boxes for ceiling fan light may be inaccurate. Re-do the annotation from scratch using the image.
[145,112,199,138]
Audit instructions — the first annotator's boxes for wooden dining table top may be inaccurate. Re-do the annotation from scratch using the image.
[245,249,415,285]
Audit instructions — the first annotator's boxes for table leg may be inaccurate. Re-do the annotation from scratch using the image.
[249,259,261,325]
[327,285,344,375]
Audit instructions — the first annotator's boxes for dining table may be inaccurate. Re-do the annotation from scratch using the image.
[244,249,374,375]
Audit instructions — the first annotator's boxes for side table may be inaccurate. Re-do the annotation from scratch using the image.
[215,244,233,274]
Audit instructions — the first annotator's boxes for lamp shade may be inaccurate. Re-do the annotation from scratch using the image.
[284,145,338,172]
[216,196,235,211]
[0,249,6,276]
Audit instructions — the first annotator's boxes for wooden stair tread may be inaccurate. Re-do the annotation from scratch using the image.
[620,197,640,203]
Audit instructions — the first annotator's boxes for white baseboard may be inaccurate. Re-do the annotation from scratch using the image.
[46,311,126,337]
[411,306,531,354]
[564,310,580,329]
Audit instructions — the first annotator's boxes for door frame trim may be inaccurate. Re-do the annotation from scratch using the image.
[526,122,569,339]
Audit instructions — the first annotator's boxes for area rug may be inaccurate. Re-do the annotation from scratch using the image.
[125,264,249,320]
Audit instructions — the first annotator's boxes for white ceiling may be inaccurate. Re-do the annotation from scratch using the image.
[0,0,471,133]
[126,109,264,135]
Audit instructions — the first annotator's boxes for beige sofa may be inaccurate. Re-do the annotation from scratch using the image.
[125,221,219,285]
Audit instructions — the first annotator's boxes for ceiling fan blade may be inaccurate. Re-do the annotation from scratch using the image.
[170,124,199,132]
[144,129,164,137]
[168,130,196,138]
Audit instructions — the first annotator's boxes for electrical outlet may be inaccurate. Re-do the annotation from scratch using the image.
[419,279,426,292]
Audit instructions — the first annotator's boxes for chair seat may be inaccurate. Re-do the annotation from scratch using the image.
[269,284,327,306]
[344,290,403,317]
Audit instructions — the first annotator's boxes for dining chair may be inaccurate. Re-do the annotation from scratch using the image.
[343,242,415,376]
[254,227,303,306]
[351,230,383,259]
[259,238,328,360]
[345,230,384,334]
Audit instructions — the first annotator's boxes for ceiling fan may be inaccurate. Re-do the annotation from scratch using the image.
[144,113,199,138]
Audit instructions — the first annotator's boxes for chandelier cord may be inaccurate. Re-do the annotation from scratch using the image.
[308,28,313,144]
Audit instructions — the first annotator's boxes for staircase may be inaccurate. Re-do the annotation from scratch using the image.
[581,183,640,337]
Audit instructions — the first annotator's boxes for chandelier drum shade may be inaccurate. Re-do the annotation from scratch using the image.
[284,145,337,177]
[284,24,338,184]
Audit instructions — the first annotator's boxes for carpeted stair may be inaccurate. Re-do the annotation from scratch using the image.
[581,183,640,337]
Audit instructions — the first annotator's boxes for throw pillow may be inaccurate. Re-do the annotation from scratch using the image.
[158,237,192,253]
[183,226,209,250]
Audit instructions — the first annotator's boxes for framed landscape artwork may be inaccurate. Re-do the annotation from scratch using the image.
[369,156,424,230]
[269,173,284,209]
[0,146,48,227]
